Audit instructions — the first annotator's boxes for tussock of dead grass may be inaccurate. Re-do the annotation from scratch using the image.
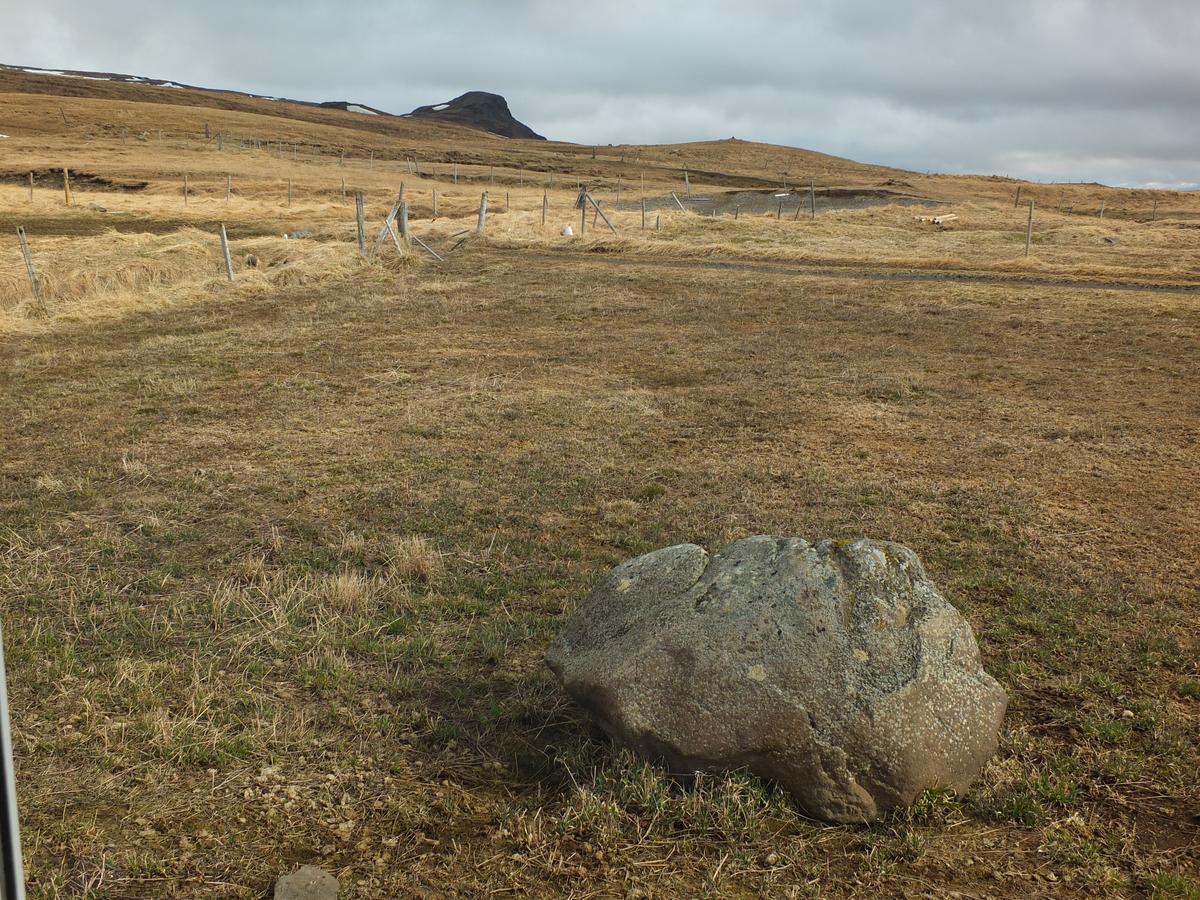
[0,226,417,334]
[387,534,443,583]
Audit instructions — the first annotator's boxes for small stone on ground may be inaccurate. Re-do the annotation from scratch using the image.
[274,865,338,900]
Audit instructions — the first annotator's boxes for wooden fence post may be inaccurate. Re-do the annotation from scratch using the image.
[1099,201,1105,219]
[368,204,403,258]
[1152,199,1158,221]
[641,197,646,229]
[777,200,783,219]
[542,189,548,226]
[16,226,40,300]
[432,187,438,217]
[655,215,661,231]
[505,191,509,210]
[63,168,72,206]
[398,202,409,246]
[1014,185,1022,208]
[809,178,816,220]
[369,150,374,169]
[1024,200,1035,258]
[355,192,366,254]
[586,193,619,235]
[341,178,346,202]
[684,170,690,197]
[28,172,33,203]
[219,224,235,281]
[287,178,293,208]
[226,175,232,202]
[477,191,488,234]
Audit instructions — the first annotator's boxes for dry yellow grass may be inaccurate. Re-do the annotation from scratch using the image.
[1,73,1197,898]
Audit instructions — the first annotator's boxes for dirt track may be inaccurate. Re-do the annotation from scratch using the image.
[509,248,1200,294]
[618,187,944,217]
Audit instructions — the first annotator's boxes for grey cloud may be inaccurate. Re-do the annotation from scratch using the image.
[2,0,1197,186]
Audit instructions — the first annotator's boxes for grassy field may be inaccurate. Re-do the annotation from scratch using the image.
[1,79,1198,897]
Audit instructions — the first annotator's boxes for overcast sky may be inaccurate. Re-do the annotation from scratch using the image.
[4,1,1198,188]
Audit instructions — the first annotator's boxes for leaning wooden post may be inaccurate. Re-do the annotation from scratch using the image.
[398,202,410,246]
[809,178,816,220]
[586,193,619,235]
[16,226,40,301]
[1024,200,1035,258]
[219,224,235,282]
[368,204,403,258]
[355,192,366,254]
[62,168,72,206]
[1014,185,1022,208]
[477,191,489,234]
[0,623,28,900]
[734,206,739,220]
[542,189,548,227]
[369,150,374,169]
[1099,201,1105,219]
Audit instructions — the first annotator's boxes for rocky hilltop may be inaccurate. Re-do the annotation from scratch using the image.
[407,91,545,140]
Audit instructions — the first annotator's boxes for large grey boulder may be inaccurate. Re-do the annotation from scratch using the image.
[545,536,1007,823]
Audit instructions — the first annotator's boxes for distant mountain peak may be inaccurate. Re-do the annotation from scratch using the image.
[406,92,545,140]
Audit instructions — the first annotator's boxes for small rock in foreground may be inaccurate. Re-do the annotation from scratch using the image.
[274,865,338,900]
[545,535,1008,823]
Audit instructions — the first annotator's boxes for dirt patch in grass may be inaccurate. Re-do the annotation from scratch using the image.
[0,212,281,238]
[0,168,150,191]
